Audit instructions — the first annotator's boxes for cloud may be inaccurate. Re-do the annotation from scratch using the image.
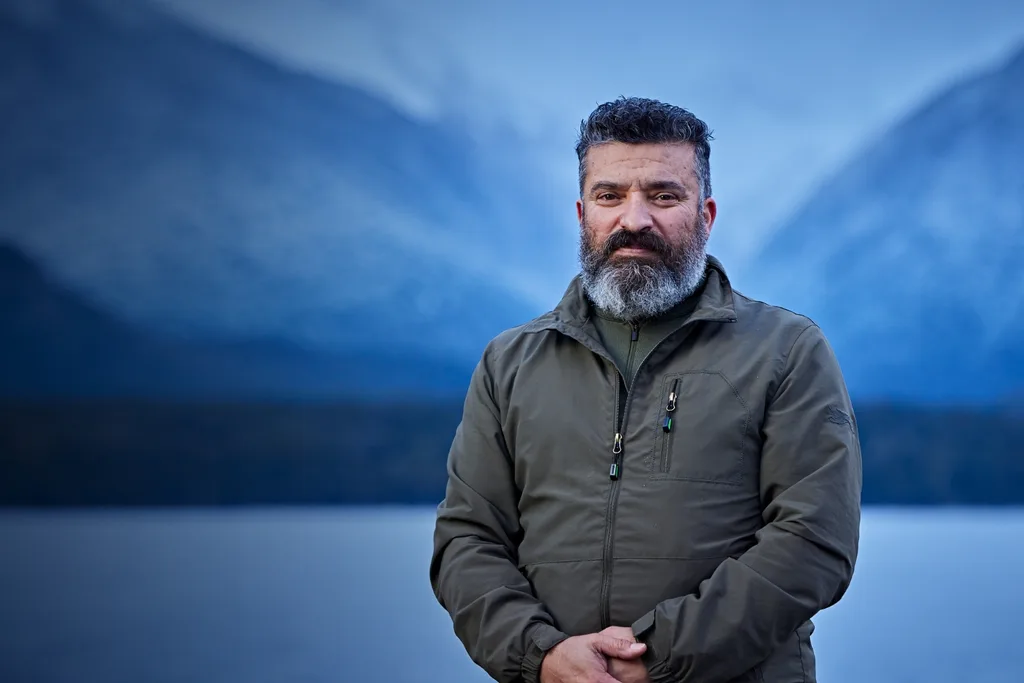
[153,0,1024,277]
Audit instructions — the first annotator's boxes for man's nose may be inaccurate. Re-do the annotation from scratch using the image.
[618,194,653,232]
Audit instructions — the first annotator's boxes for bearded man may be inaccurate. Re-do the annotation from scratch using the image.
[430,97,862,683]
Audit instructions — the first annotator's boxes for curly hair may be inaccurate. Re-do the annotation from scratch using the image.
[575,96,714,201]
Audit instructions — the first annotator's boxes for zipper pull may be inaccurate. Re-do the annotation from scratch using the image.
[630,325,639,341]
[667,378,679,412]
[610,434,623,479]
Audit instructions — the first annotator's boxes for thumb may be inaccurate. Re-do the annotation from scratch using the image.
[596,634,647,659]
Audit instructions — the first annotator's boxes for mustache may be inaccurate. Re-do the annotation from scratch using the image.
[601,229,672,259]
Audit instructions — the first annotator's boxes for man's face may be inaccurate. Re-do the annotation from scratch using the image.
[576,141,717,321]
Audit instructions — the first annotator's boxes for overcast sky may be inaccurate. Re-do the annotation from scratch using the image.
[153,0,1024,282]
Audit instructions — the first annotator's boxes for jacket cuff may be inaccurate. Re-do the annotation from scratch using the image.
[520,622,569,683]
[631,610,676,683]
[632,610,655,639]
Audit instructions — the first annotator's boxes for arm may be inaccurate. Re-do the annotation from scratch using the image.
[429,343,569,683]
[631,323,862,683]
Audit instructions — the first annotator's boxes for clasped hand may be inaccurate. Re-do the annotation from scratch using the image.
[540,625,651,683]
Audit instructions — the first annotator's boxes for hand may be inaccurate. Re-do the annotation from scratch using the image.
[540,632,647,683]
[601,626,651,683]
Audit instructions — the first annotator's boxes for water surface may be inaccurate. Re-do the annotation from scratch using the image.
[1,507,1021,682]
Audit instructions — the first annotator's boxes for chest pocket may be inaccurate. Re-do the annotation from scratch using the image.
[650,371,750,485]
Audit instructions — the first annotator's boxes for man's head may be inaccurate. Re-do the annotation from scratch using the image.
[575,97,716,322]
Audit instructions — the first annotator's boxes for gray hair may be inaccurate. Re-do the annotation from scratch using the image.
[575,96,714,202]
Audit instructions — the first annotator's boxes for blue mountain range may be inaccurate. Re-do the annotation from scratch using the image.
[753,45,1024,404]
[0,0,573,397]
[1,0,1021,404]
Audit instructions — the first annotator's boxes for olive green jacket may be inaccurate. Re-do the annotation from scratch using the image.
[430,256,862,683]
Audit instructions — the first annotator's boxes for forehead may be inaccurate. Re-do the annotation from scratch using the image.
[584,141,697,187]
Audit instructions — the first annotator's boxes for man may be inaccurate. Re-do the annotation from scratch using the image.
[429,97,862,683]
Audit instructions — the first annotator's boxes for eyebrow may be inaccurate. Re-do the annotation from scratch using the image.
[589,180,690,196]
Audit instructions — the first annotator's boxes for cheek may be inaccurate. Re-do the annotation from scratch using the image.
[582,209,617,241]
[659,211,701,243]
[588,226,615,246]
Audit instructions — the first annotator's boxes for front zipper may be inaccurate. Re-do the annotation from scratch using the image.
[599,322,668,629]
[608,324,636,481]
[600,377,625,629]
[538,309,727,632]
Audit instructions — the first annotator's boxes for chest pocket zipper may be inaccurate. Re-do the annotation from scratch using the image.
[658,378,680,473]
[652,371,749,485]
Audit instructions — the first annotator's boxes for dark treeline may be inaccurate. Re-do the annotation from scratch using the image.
[1,400,1022,506]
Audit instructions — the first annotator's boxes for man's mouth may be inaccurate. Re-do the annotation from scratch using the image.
[612,246,658,258]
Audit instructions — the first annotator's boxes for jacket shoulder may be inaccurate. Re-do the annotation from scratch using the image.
[731,290,850,388]
[468,312,559,412]
[732,289,820,334]
[476,310,558,372]
[730,289,837,362]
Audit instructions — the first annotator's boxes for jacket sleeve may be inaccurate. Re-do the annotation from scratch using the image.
[429,343,569,683]
[631,323,862,683]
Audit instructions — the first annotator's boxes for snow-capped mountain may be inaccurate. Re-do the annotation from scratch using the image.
[0,0,577,365]
[5,0,1022,404]
[751,45,1024,404]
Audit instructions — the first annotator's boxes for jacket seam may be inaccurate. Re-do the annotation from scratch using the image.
[485,334,515,380]
[648,475,746,486]
[731,290,817,327]
[746,522,825,557]
[798,631,808,683]
[767,322,818,405]
[519,558,603,567]
[612,554,729,561]
[784,323,818,365]
[479,343,504,424]
[521,554,728,567]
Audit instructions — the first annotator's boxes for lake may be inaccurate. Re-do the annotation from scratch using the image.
[1,506,1022,683]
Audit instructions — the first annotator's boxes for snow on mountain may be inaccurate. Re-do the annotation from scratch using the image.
[751,45,1024,403]
[0,0,577,363]
[9,0,1021,403]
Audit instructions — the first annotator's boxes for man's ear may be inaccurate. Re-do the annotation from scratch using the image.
[576,199,584,227]
[703,196,717,237]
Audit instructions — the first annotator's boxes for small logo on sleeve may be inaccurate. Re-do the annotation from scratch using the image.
[826,405,852,427]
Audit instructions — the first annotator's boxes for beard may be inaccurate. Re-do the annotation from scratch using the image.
[579,212,709,322]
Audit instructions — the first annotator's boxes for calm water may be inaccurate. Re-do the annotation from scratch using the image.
[1,507,1022,683]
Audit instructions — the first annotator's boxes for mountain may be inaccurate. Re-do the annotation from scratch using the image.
[0,242,473,398]
[0,0,575,367]
[751,45,1024,404]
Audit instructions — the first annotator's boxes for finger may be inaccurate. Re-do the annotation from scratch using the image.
[596,635,647,659]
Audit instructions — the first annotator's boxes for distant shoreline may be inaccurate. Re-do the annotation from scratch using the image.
[2,400,1022,506]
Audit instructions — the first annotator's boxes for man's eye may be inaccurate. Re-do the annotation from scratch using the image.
[597,193,617,201]
[655,193,677,201]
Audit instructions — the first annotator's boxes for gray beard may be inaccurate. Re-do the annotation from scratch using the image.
[579,220,709,322]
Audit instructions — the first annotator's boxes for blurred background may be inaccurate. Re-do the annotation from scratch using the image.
[1,0,1023,681]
